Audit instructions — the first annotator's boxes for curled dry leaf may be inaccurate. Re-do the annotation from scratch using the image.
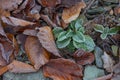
[37,0,61,7]
[37,26,60,57]
[102,52,115,72]
[7,60,36,73]
[1,16,35,27]
[43,58,83,80]
[73,49,94,65]
[62,2,86,24]
[0,0,23,11]
[25,36,50,70]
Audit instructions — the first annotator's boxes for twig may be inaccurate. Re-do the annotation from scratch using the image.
[83,0,95,14]
[40,14,57,28]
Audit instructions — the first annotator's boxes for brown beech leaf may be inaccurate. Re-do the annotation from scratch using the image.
[25,36,50,70]
[0,0,23,11]
[0,8,10,17]
[73,49,94,65]
[7,60,37,73]
[0,50,7,66]
[23,29,37,36]
[37,26,60,57]
[1,16,35,27]
[0,21,7,38]
[43,58,83,80]
[6,33,19,56]
[62,1,86,24]
[0,39,14,63]
[0,66,8,76]
[37,0,61,7]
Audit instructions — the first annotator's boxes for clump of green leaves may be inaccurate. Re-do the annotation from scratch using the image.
[53,19,95,52]
[94,24,120,39]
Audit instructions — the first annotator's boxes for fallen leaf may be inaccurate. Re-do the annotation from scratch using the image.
[95,73,113,80]
[62,1,86,24]
[102,52,115,72]
[37,0,61,7]
[0,39,14,63]
[0,50,7,66]
[113,62,120,74]
[25,36,50,70]
[7,60,37,73]
[23,29,37,36]
[73,49,94,65]
[0,8,10,17]
[0,21,7,38]
[61,0,83,8]
[0,0,23,11]
[1,16,35,27]
[43,58,83,80]
[37,26,60,57]
[0,66,8,76]
[83,65,105,80]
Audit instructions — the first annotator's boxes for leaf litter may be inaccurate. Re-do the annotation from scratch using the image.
[0,0,120,80]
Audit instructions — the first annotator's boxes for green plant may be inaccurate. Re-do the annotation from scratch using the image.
[94,24,120,39]
[53,19,95,52]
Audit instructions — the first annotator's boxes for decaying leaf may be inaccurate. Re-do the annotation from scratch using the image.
[7,60,36,73]
[0,0,23,11]
[25,36,50,70]
[102,52,115,72]
[62,2,86,24]
[37,26,60,57]
[73,49,94,65]
[37,0,61,7]
[43,58,83,80]
[1,16,35,27]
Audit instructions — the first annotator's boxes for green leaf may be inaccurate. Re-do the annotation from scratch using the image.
[100,33,107,39]
[94,24,104,33]
[73,41,88,51]
[83,65,105,80]
[75,20,82,31]
[58,31,67,41]
[103,27,109,34]
[84,35,95,52]
[56,38,71,48]
[53,27,63,38]
[79,27,85,33]
[72,31,85,43]
[108,27,120,35]
[66,29,73,38]
[66,41,75,52]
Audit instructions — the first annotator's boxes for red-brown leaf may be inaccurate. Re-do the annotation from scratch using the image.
[25,36,50,70]
[43,58,83,80]
[7,60,37,73]
[73,49,94,65]
[37,26,60,57]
